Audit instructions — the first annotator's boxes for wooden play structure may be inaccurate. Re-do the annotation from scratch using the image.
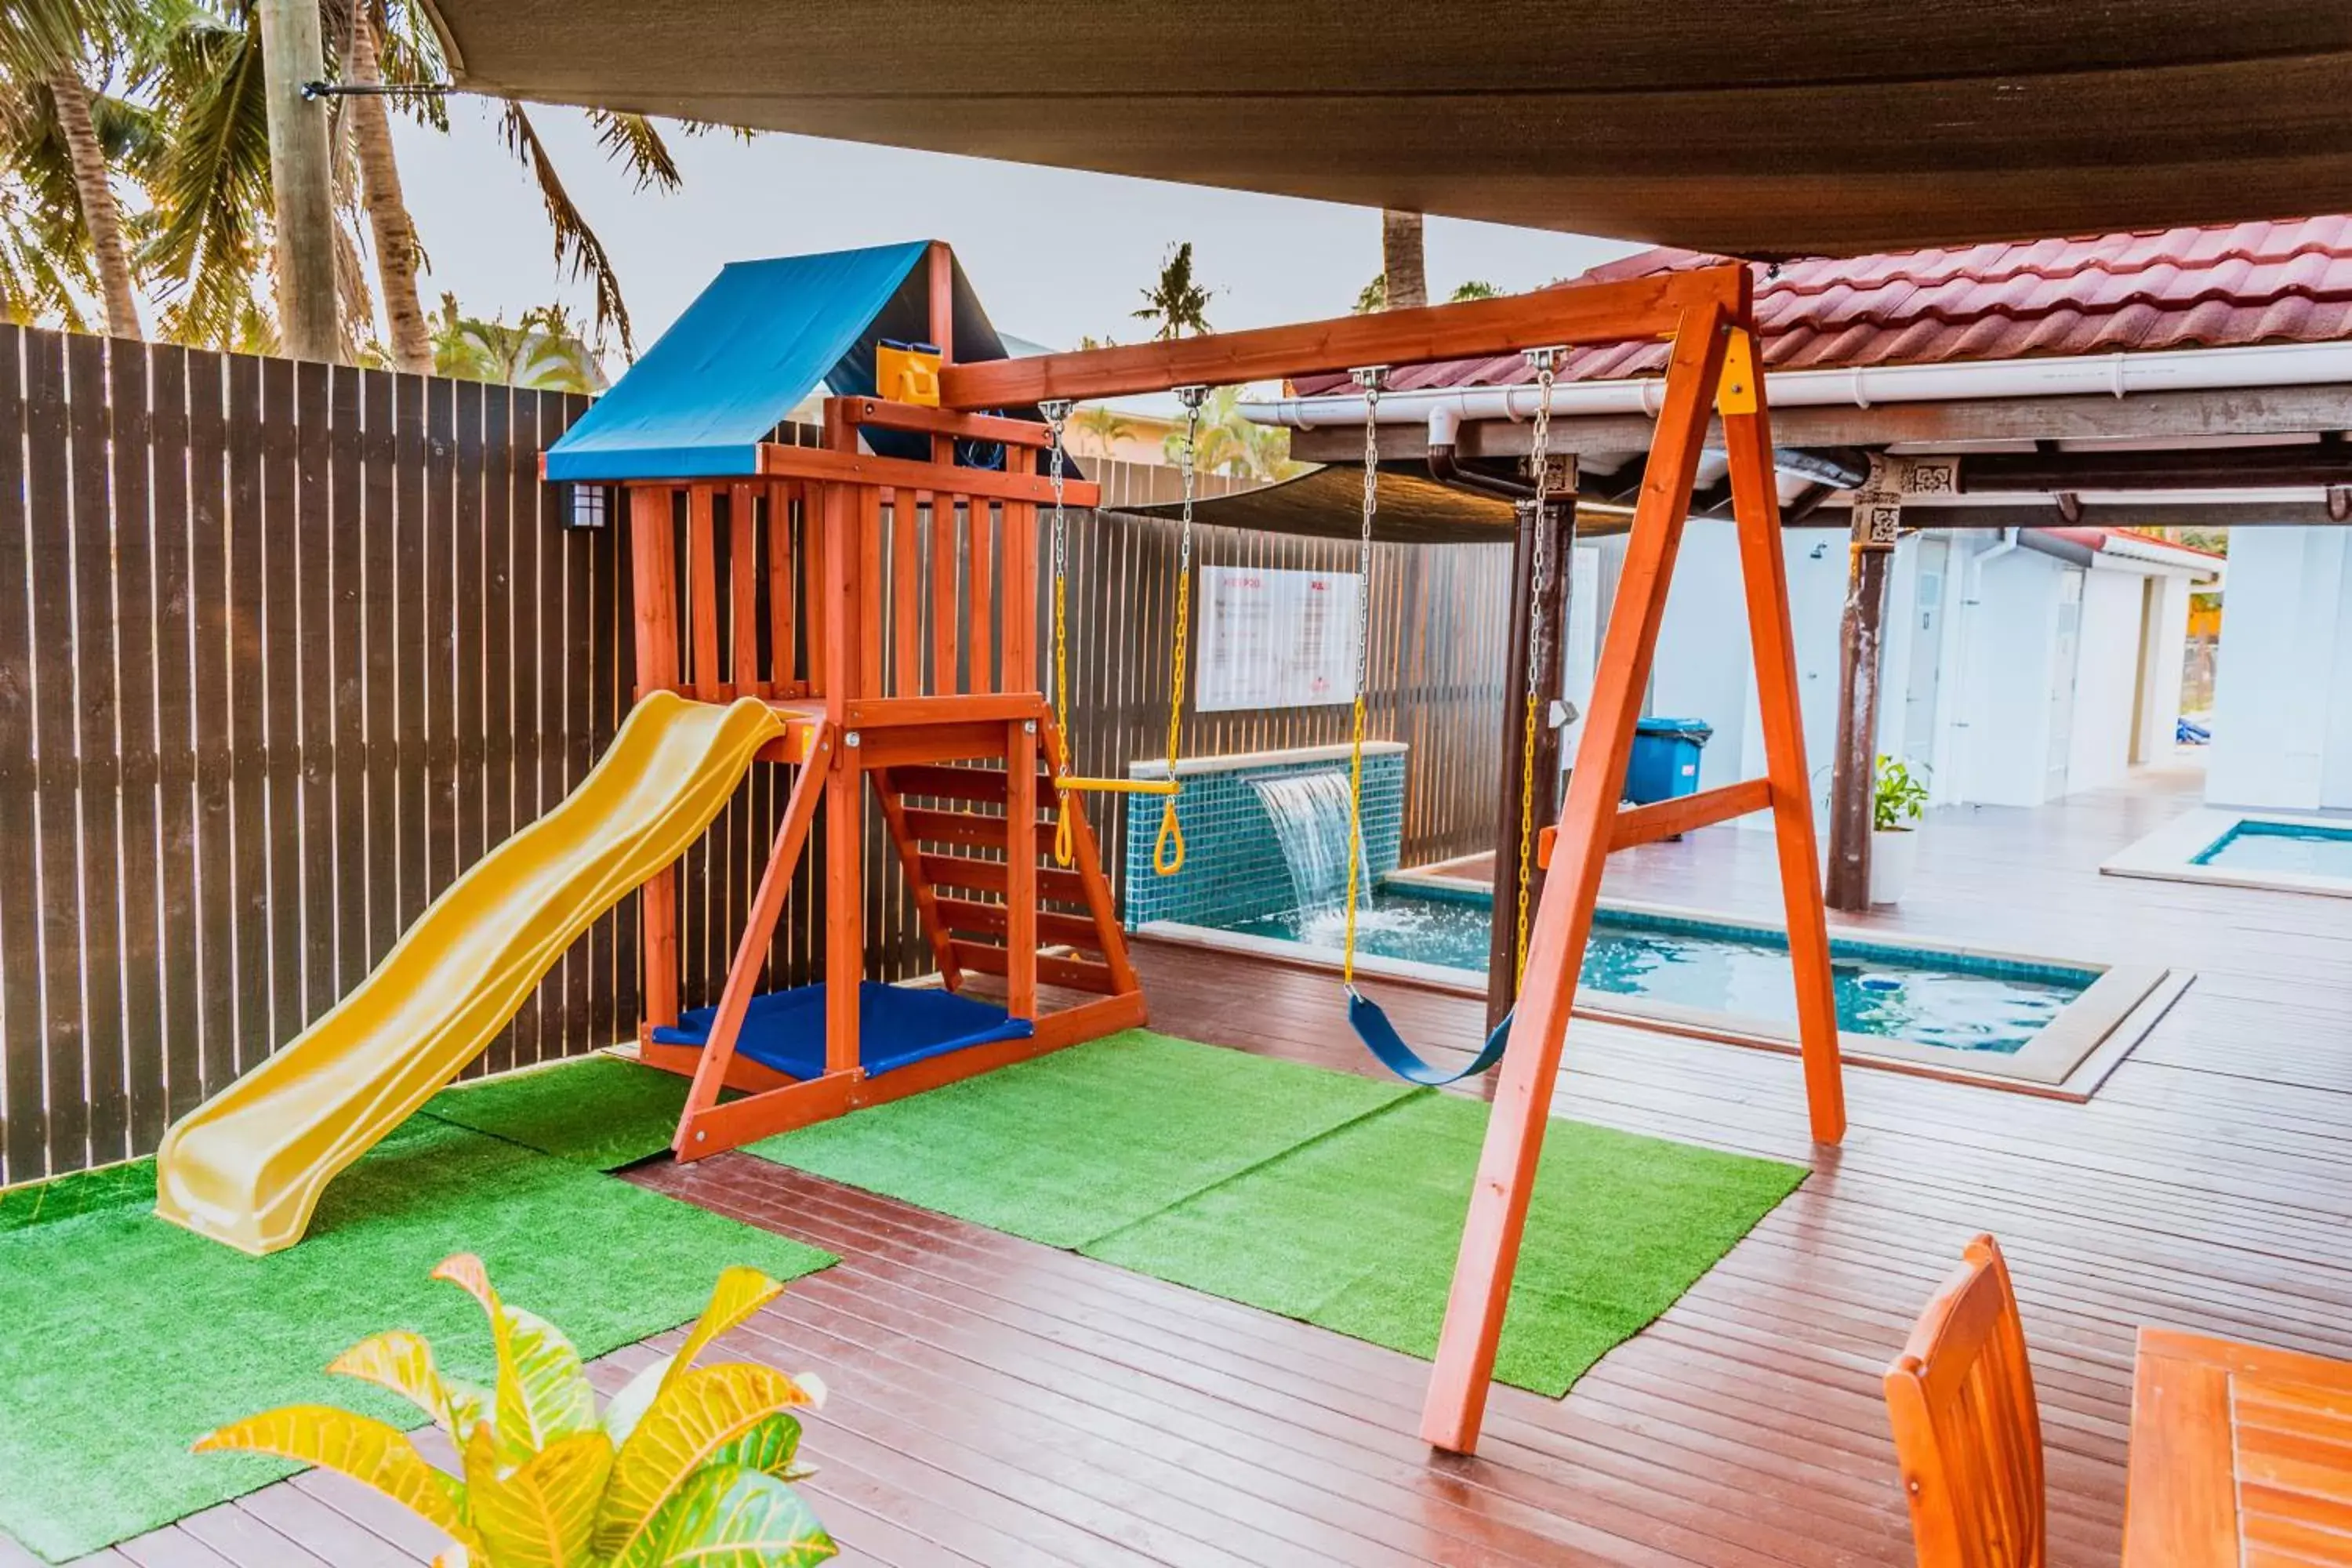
[153,238,1844,1457]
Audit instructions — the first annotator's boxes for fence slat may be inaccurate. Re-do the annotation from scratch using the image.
[0,326,42,1183]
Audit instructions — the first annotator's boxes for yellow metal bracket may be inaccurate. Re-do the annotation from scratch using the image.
[1715,327,1760,415]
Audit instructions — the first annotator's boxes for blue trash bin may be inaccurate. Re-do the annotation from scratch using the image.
[1625,717,1713,804]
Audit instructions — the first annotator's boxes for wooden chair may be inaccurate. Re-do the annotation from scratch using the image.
[1885,1234,2048,1568]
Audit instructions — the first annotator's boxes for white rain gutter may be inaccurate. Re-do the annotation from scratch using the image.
[1238,339,2352,430]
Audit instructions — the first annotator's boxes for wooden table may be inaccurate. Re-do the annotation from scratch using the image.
[2125,1327,2352,1566]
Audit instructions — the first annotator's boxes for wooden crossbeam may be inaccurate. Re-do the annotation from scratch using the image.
[1606,779,1774,853]
[756,441,1098,509]
[939,267,1744,409]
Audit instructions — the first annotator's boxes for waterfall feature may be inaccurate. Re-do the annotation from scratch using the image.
[1250,770,1370,917]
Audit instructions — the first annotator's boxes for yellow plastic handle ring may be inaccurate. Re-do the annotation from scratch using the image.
[1152,799,1185,877]
[1053,795,1076,868]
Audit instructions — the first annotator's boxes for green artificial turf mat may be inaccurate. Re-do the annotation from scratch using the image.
[1087,1091,1806,1396]
[0,1117,833,1563]
[748,1026,1800,1399]
[748,1030,1417,1247]
[0,1157,158,1233]
[423,1052,695,1168]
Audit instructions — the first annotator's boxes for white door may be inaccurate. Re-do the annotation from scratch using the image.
[1904,536,1948,771]
[2046,570,2085,800]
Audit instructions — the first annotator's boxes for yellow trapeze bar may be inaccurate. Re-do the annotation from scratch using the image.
[1057,775,1181,797]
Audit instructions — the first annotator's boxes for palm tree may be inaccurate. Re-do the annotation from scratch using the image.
[0,0,149,336]
[1167,386,1301,483]
[1070,403,1137,461]
[1381,209,1427,310]
[1133,241,1211,340]
[142,0,687,361]
[339,2,428,368]
[428,292,604,392]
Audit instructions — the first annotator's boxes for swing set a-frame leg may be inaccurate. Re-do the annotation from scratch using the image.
[1416,303,1847,1457]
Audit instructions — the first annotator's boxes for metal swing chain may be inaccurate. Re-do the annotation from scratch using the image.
[1514,348,1561,983]
[1042,398,1077,866]
[1153,387,1208,877]
[1341,366,1386,992]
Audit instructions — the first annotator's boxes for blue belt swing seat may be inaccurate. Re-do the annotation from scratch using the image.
[1337,351,1563,1087]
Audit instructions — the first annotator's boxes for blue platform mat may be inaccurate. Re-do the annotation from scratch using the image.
[650,981,1031,1078]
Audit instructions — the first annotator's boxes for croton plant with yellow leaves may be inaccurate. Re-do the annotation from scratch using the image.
[195,1255,835,1566]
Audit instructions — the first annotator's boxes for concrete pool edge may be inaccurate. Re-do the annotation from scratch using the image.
[2102,807,2352,899]
[1131,906,2187,1102]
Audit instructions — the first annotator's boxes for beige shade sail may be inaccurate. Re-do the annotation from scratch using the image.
[419,1,2352,256]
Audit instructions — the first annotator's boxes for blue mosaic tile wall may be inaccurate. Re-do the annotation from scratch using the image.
[1122,747,1406,930]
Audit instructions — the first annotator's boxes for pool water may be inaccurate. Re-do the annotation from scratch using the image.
[1225,887,2096,1055]
[2192,820,2352,880]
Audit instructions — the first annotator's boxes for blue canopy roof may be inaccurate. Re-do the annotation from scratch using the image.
[545,240,1022,481]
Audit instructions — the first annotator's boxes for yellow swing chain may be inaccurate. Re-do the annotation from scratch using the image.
[1513,349,1560,982]
[1340,366,1386,991]
[1152,388,1207,876]
[1043,400,1083,867]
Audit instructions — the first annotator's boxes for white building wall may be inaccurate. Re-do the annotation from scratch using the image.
[2133,573,2193,765]
[2066,568,2146,794]
[2208,527,2352,809]
[1646,520,1755,791]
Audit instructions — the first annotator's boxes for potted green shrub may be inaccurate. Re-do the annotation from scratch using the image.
[198,1255,835,1566]
[1871,755,1929,906]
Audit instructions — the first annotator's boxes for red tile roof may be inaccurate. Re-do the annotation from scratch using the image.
[1299,216,2352,395]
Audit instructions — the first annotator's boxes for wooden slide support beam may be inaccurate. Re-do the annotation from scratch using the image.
[758,441,1098,510]
[669,989,1149,1158]
[1606,778,1774,852]
[673,724,833,1154]
[838,397,1057,450]
[1420,301,1735,1454]
[939,267,1744,409]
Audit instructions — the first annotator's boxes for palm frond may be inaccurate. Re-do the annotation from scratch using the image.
[141,4,274,347]
[366,0,448,130]
[586,109,681,194]
[498,100,634,357]
[0,180,94,328]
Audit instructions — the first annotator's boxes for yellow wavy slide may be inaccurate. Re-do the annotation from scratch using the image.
[155,693,786,1256]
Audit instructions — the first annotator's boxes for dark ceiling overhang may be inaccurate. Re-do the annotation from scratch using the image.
[420,2,2352,256]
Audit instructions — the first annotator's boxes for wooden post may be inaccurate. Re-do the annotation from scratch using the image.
[1722,372,1849,1149]
[822,403,865,1075]
[628,487,681,1029]
[1484,491,1575,1036]
[1007,716,1040,1020]
[1826,517,1895,912]
[1421,304,1730,1456]
[256,0,339,361]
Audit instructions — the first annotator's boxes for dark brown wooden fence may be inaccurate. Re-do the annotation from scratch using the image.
[0,324,1508,1184]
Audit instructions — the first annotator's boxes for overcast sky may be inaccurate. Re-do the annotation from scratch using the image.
[387,101,1642,366]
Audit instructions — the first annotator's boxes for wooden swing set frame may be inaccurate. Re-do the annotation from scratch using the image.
[626,243,1845,1458]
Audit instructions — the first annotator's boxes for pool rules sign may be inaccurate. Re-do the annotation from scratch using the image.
[1194,565,1362,712]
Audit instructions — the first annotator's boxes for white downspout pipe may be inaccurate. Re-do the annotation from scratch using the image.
[1238,339,2352,429]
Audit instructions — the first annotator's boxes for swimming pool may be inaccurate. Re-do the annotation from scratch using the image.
[1145,884,2174,1094]
[2105,809,2352,899]
[1228,887,2093,1056]
[2192,820,2352,879]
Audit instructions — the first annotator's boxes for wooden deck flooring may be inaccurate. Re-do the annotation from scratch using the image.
[16,763,2352,1567]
